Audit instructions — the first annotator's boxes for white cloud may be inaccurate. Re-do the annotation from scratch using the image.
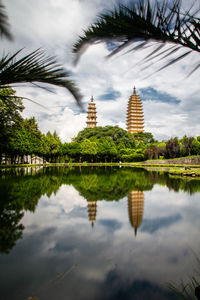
[2,0,200,141]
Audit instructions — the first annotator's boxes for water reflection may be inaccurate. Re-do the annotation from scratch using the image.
[87,190,144,233]
[0,167,200,300]
[87,201,97,227]
[128,191,144,236]
[1,166,200,254]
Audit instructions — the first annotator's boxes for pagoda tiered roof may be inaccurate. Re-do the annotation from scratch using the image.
[126,87,144,133]
[128,191,144,236]
[86,96,97,128]
[87,201,97,227]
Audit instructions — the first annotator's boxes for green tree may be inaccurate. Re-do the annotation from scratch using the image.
[46,131,62,162]
[40,134,50,162]
[0,87,24,163]
[165,137,180,159]
[180,136,194,157]
[67,142,81,162]
[74,126,136,148]
[81,139,98,162]
[133,132,155,145]
[9,117,43,163]
[97,137,117,162]
[191,138,200,155]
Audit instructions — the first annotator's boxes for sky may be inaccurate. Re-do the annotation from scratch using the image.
[2,0,200,142]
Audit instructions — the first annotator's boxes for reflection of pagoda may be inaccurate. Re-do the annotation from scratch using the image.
[128,191,144,236]
[87,201,97,227]
[126,87,144,133]
[86,96,97,128]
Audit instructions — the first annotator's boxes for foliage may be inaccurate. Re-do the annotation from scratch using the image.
[73,0,200,74]
[0,3,81,103]
[1,92,200,164]
[165,137,180,159]
[180,136,194,157]
[81,139,98,157]
[74,126,136,148]
[168,252,200,300]
[0,2,12,40]
[0,88,24,159]
[133,132,155,144]
[0,49,82,103]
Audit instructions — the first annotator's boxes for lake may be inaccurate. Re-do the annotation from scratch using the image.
[0,166,200,300]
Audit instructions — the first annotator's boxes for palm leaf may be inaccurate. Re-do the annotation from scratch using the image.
[0,2,12,40]
[0,49,82,104]
[73,0,200,73]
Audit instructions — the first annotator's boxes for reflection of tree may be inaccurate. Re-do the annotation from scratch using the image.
[71,168,153,201]
[1,166,200,253]
[0,169,63,253]
[128,191,144,236]
[146,171,200,194]
[0,205,24,253]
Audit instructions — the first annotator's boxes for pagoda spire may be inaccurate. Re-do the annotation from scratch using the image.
[126,87,144,133]
[86,96,97,128]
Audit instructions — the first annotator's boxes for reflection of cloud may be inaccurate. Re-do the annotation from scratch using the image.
[141,214,182,234]
[2,182,200,300]
[102,270,177,300]
[48,185,87,214]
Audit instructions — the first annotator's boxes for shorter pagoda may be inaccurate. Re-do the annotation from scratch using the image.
[126,87,144,133]
[86,96,97,128]
[87,201,97,227]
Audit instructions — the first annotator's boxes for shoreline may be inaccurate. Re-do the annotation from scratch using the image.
[1,161,200,177]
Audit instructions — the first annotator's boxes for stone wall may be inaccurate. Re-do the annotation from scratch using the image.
[144,156,200,165]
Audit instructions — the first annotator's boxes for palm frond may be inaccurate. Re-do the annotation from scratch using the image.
[0,2,12,40]
[168,251,200,300]
[0,49,82,104]
[73,0,200,73]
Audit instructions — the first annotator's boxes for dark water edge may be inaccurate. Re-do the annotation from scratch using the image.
[0,166,200,300]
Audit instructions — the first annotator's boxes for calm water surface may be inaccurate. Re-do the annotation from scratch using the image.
[0,166,200,300]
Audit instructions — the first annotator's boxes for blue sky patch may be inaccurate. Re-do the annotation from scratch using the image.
[141,87,181,104]
[99,88,121,101]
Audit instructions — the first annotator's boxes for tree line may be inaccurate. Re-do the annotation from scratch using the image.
[1,88,200,164]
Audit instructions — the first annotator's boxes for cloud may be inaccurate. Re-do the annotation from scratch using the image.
[1,0,200,141]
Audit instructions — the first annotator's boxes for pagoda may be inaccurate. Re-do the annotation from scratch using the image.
[126,87,144,133]
[128,191,144,236]
[86,96,97,128]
